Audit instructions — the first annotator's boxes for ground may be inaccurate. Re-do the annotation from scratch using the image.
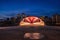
[0,26,60,40]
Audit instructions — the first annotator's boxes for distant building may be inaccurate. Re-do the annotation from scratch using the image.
[52,14,60,25]
[16,13,21,20]
[21,13,27,18]
[40,16,52,26]
[40,16,45,21]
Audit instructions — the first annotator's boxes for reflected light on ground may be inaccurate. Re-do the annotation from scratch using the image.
[24,33,44,39]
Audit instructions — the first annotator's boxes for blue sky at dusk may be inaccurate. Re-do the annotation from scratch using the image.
[0,0,60,17]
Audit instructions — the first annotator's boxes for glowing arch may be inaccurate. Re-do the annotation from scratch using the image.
[19,16,45,27]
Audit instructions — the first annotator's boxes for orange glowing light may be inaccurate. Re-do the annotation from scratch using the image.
[19,16,45,27]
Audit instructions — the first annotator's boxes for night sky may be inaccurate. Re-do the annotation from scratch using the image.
[0,0,60,18]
